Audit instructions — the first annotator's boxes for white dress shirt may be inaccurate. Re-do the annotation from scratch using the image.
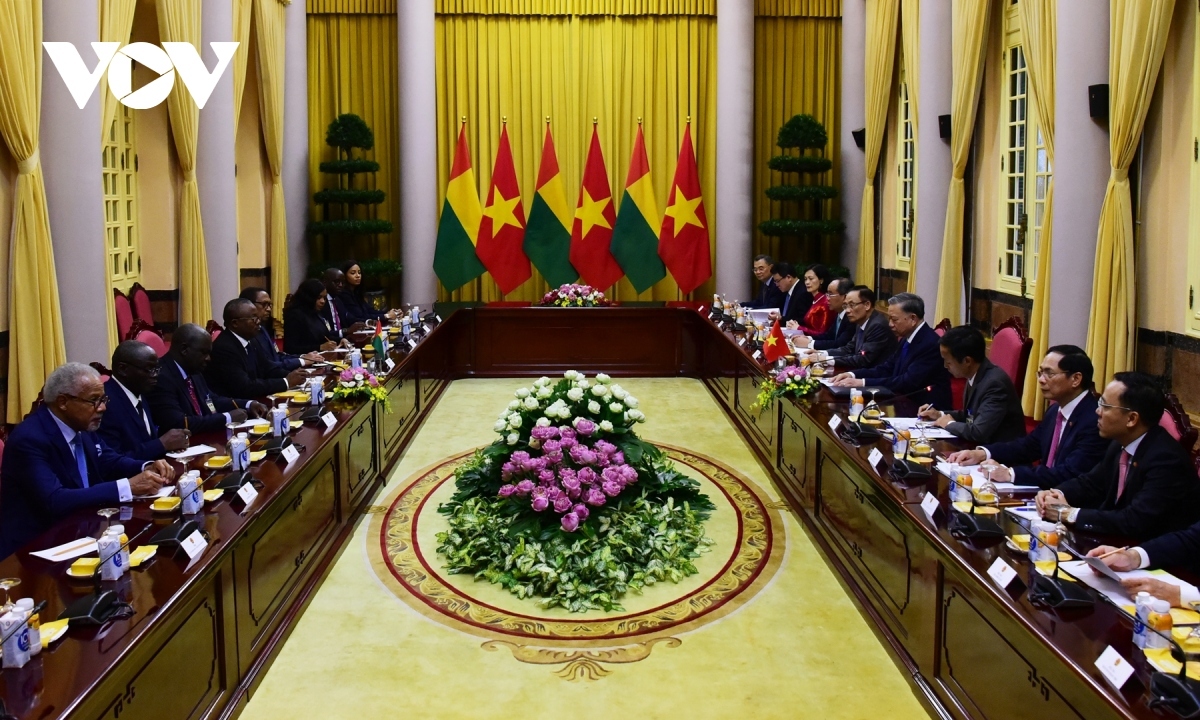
[49,411,133,502]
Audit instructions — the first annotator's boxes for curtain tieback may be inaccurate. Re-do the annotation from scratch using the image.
[1111,166,1130,183]
[183,168,197,182]
[17,148,39,175]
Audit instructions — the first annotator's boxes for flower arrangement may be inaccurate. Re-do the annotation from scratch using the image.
[753,363,822,414]
[437,371,715,612]
[329,368,389,407]
[539,283,611,307]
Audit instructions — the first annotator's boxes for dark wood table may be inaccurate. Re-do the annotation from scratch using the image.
[0,305,1188,720]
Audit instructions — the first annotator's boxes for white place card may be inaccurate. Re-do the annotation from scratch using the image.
[385,358,396,372]
[867,447,884,471]
[321,412,337,428]
[236,482,259,507]
[751,350,763,361]
[180,530,208,561]
[987,557,1019,590]
[828,414,842,432]
[1094,646,1135,691]
[281,444,300,464]
[920,492,940,518]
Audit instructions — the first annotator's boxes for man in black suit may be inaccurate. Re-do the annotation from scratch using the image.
[239,287,323,375]
[766,262,812,327]
[826,286,897,369]
[744,254,785,309]
[831,292,951,407]
[1088,524,1200,608]
[321,268,365,338]
[97,340,191,460]
[206,299,308,400]
[918,326,1025,444]
[946,345,1106,489]
[1036,372,1200,540]
[149,323,269,434]
[795,277,855,351]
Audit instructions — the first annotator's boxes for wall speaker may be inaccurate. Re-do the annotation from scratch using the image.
[938,114,951,140]
[1088,84,1109,120]
[851,128,865,150]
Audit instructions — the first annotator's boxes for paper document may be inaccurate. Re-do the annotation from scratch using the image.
[30,537,98,562]
[884,417,956,439]
[1059,561,1195,610]
[167,444,217,460]
[934,463,1039,492]
[746,309,775,323]
[1005,505,1041,524]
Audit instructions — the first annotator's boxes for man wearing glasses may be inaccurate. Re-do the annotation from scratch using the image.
[945,345,1107,488]
[0,363,176,558]
[239,287,322,374]
[97,341,192,460]
[1033,372,1200,540]
[824,286,897,369]
[206,298,308,400]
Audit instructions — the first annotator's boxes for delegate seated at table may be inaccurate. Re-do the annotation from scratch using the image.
[207,298,308,400]
[783,264,833,336]
[823,286,897,369]
[916,326,1025,445]
[791,277,855,352]
[765,263,811,327]
[97,340,191,460]
[240,287,323,375]
[148,324,268,434]
[0,363,175,558]
[743,254,785,310]
[1035,372,1200,540]
[1087,520,1200,608]
[946,345,1106,489]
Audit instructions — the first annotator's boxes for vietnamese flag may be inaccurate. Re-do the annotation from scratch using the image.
[569,125,622,290]
[611,124,666,294]
[477,125,531,295]
[763,320,788,363]
[434,123,486,291]
[659,123,712,295]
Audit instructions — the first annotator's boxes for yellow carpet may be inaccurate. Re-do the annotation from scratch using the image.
[241,378,929,720]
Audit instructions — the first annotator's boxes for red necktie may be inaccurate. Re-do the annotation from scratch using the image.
[330,301,342,332]
[185,377,203,415]
[1046,410,1065,468]
[1116,450,1131,500]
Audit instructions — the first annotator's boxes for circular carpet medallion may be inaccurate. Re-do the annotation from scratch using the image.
[368,444,785,679]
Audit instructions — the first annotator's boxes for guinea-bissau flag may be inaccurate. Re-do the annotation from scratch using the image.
[610,124,666,294]
[659,123,712,295]
[523,124,578,288]
[477,124,531,295]
[569,125,623,290]
[434,122,486,291]
[371,319,385,357]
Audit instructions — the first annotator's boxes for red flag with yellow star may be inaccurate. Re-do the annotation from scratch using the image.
[569,126,622,290]
[477,125,531,295]
[763,319,789,363]
[659,123,711,295]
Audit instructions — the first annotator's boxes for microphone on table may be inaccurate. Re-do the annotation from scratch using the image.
[59,524,154,627]
[1028,544,1095,609]
[1149,635,1200,716]
[840,385,932,444]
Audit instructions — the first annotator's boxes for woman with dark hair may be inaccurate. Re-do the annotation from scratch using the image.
[339,261,400,325]
[787,264,833,335]
[284,278,347,354]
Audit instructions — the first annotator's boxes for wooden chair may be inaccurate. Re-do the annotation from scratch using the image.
[932,319,964,410]
[206,319,223,340]
[127,319,169,357]
[1159,392,1198,458]
[933,318,952,337]
[89,362,112,383]
[990,316,1034,391]
[114,288,134,340]
[129,282,155,327]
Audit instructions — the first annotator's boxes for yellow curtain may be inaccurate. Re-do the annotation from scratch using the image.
[434,11,717,302]
[934,0,992,325]
[0,0,66,421]
[233,0,253,130]
[855,0,898,286]
[98,0,137,353]
[306,9,400,276]
[754,0,841,17]
[1018,0,1055,420]
[753,8,842,267]
[899,0,918,289]
[156,0,212,326]
[1085,0,1175,383]
[256,0,291,322]
[435,0,716,13]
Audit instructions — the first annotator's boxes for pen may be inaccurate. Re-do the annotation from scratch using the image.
[1095,546,1129,560]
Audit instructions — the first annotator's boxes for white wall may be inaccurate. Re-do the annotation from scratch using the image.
[914,0,952,305]
[398,0,438,304]
[840,0,866,276]
[284,0,309,295]
[715,0,754,299]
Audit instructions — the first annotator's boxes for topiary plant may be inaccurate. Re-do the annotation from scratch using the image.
[759,114,844,258]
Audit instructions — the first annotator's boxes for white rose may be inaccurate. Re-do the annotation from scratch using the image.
[508,413,522,428]
[599,420,614,432]
[609,402,624,413]
[341,381,355,388]
[564,370,580,381]
[596,373,611,384]
[625,397,639,409]
[523,396,539,410]
[493,420,507,432]
[536,417,551,427]
[354,373,364,381]
[629,409,645,422]
[536,376,551,387]
[588,400,602,414]
[515,388,530,399]
[507,400,520,410]
[507,432,519,445]
[590,385,608,397]
[537,386,553,398]
[567,387,584,402]
[611,386,628,400]
[577,379,590,390]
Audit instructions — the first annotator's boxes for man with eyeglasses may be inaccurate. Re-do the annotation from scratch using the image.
[97,340,192,460]
[792,278,856,351]
[0,363,176,558]
[149,324,269,434]
[1032,371,1200,540]
[744,254,784,309]
[239,287,322,374]
[206,298,309,400]
[824,286,897,369]
[945,345,1107,489]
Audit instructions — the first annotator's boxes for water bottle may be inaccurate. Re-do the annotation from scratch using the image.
[349,348,362,369]
[1028,519,1058,575]
[1146,599,1173,650]
[410,306,420,325]
[229,434,248,472]
[850,389,864,417]
[1133,591,1154,649]
[110,523,130,575]
[179,471,203,515]
[0,610,29,669]
[308,377,325,406]
[271,404,288,437]
[14,599,39,657]
[98,527,123,582]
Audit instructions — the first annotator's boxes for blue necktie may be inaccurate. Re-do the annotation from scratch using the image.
[782,293,791,318]
[73,437,90,488]
[899,341,911,363]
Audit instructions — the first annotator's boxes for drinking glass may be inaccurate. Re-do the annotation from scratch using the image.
[0,578,20,612]
[97,507,118,531]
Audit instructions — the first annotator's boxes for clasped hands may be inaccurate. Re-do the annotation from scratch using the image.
[942,448,1015,483]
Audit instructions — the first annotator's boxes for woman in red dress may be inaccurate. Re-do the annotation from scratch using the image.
[787,264,833,335]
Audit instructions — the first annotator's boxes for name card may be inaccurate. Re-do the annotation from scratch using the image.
[828,414,842,433]
[406,337,418,350]
[867,447,884,471]
[237,482,259,507]
[987,557,1019,590]
[752,350,763,361]
[920,492,941,518]
[385,357,396,372]
[1094,646,1134,691]
[281,444,301,464]
[180,530,208,561]
[321,412,337,429]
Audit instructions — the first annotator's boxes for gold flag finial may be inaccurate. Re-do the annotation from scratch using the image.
[502,116,507,124]
[461,115,466,124]
[686,115,691,124]
[637,117,643,125]
[593,117,598,125]
[545,116,550,124]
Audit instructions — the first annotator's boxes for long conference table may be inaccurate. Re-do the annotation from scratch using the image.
[0,304,1191,720]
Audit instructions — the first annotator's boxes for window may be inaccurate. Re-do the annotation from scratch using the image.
[896,58,914,269]
[997,2,1048,300]
[103,104,140,292]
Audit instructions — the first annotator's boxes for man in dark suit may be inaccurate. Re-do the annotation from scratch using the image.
[744,254,785,309]
[1089,524,1200,607]
[97,340,191,460]
[946,345,1106,489]
[206,299,307,400]
[831,292,951,407]
[768,263,812,327]
[803,278,855,351]
[239,287,323,375]
[0,363,172,557]
[1036,372,1200,540]
[149,323,269,434]
[918,325,1025,444]
[321,268,365,338]
[826,286,897,369]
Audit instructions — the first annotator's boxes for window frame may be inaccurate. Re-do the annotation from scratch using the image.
[895,54,915,271]
[103,104,140,293]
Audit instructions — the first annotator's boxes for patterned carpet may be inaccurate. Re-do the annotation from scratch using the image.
[241,378,929,720]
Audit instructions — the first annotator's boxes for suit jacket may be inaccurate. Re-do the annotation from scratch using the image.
[984,393,1105,489]
[778,287,813,326]
[205,329,289,399]
[148,357,243,434]
[96,377,165,461]
[337,289,386,325]
[1141,519,1200,578]
[942,359,1027,445]
[255,325,302,374]
[829,311,899,370]
[321,296,349,337]
[856,323,952,408]
[1056,425,1200,540]
[746,279,785,310]
[284,307,339,355]
[0,406,145,558]
[813,311,856,351]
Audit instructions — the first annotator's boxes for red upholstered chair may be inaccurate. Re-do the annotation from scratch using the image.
[934,320,963,409]
[206,319,223,341]
[129,283,155,328]
[1159,392,1198,457]
[990,317,1034,390]
[934,318,952,337]
[128,319,169,357]
[89,362,111,383]
[114,288,134,340]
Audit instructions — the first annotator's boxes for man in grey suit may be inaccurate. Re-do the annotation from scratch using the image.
[919,325,1026,444]
[827,286,898,370]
